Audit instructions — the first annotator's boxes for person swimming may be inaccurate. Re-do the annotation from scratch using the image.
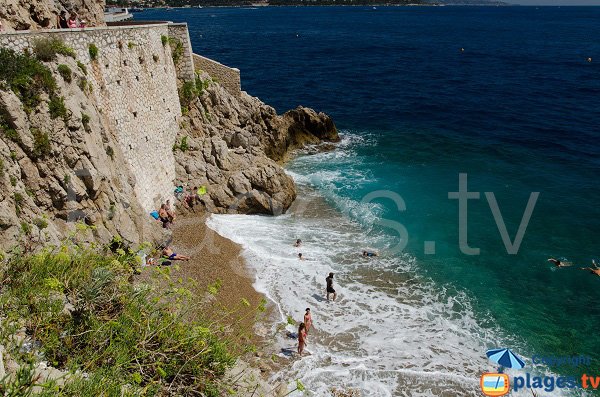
[298,253,305,261]
[581,260,600,277]
[294,239,302,247]
[547,258,573,268]
[362,250,379,258]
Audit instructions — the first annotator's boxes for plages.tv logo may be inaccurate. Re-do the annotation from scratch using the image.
[480,348,526,396]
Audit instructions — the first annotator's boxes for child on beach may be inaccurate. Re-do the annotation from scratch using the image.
[297,322,307,356]
[304,308,312,334]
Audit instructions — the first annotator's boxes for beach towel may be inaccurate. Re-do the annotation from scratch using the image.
[150,210,159,220]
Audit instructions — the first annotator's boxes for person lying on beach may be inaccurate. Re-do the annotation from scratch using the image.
[297,322,307,356]
[162,247,190,261]
[363,250,379,258]
[326,272,337,301]
[294,239,302,247]
[547,258,573,268]
[304,308,312,334]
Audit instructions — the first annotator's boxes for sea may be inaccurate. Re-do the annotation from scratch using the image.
[138,6,600,396]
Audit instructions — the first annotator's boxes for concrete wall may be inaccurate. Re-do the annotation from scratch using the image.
[193,54,242,97]
[0,23,192,212]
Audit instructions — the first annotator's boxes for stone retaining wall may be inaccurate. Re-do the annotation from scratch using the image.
[0,23,190,211]
[193,54,241,97]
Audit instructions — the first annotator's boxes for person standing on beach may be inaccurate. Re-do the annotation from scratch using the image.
[297,322,307,356]
[326,272,336,301]
[304,308,312,333]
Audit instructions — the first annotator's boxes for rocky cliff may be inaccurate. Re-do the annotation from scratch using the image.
[175,72,339,215]
[0,46,338,252]
[0,0,105,31]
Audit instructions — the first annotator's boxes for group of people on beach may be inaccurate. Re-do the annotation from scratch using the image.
[548,257,600,277]
[292,238,378,356]
[158,200,176,229]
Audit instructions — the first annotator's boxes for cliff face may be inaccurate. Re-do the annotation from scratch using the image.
[0,0,105,31]
[175,73,340,215]
[0,43,338,252]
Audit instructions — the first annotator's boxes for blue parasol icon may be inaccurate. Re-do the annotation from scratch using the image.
[486,348,525,370]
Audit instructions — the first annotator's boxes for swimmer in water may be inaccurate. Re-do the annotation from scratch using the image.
[298,253,305,261]
[294,239,302,247]
[581,260,600,277]
[363,250,379,258]
[547,258,573,268]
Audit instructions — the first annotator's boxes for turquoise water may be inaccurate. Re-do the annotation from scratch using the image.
[138,5,600,388]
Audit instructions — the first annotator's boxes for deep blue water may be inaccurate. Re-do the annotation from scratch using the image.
[138,6,600,379]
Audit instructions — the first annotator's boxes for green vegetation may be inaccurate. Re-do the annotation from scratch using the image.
[0,231,256,395]
[167,37,184,65]
[0,48,57,112]
[48,96,68,121]
[10,176,17,187]
[172,136,189,152]
[88,44,99,61]
[63,174,71,186]
[76,61,87,75]
[178,75,212,111]
[81,113,90,132]
[31,128,51,158]
[32,38,76,62]
[127,41,136,49]
[105,145,114,159]
[57,64,72,83]
[77,77,87,92]
[0,158,4,177]
[13,192,24,215]
[161,35,168,46]
[1,112,20,143]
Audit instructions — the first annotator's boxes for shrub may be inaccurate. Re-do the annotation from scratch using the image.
[31,128,51,158]
[13,192,24,215]
[0,158,4,177]
[81,113,90,131]
[0,242,245,395]
[10,176,17,187]
[77,61,87,75]
[78,77,87,92]
[0,48,57,111]
[88,44,99,60]
[169,37,184,65]
[106,146,114,159]
[127,41,135,49]
[57,64,72,83]
[32,38,76,62]
[161,35,168,46]
[48,96,68,121]
[179,80,198,108]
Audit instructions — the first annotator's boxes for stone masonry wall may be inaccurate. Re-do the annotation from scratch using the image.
[193,54,242,97]
[0,23,193,212]
[167,23,196,82]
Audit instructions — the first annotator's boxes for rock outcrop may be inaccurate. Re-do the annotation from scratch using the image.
[0,0,105,31]
[174,72,339,215]
[0,53,338,251]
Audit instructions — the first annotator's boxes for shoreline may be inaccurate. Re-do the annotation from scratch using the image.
[146,213,290,395]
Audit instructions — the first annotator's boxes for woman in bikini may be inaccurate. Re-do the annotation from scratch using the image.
[297,322,307,356]
[303,308,312,334]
